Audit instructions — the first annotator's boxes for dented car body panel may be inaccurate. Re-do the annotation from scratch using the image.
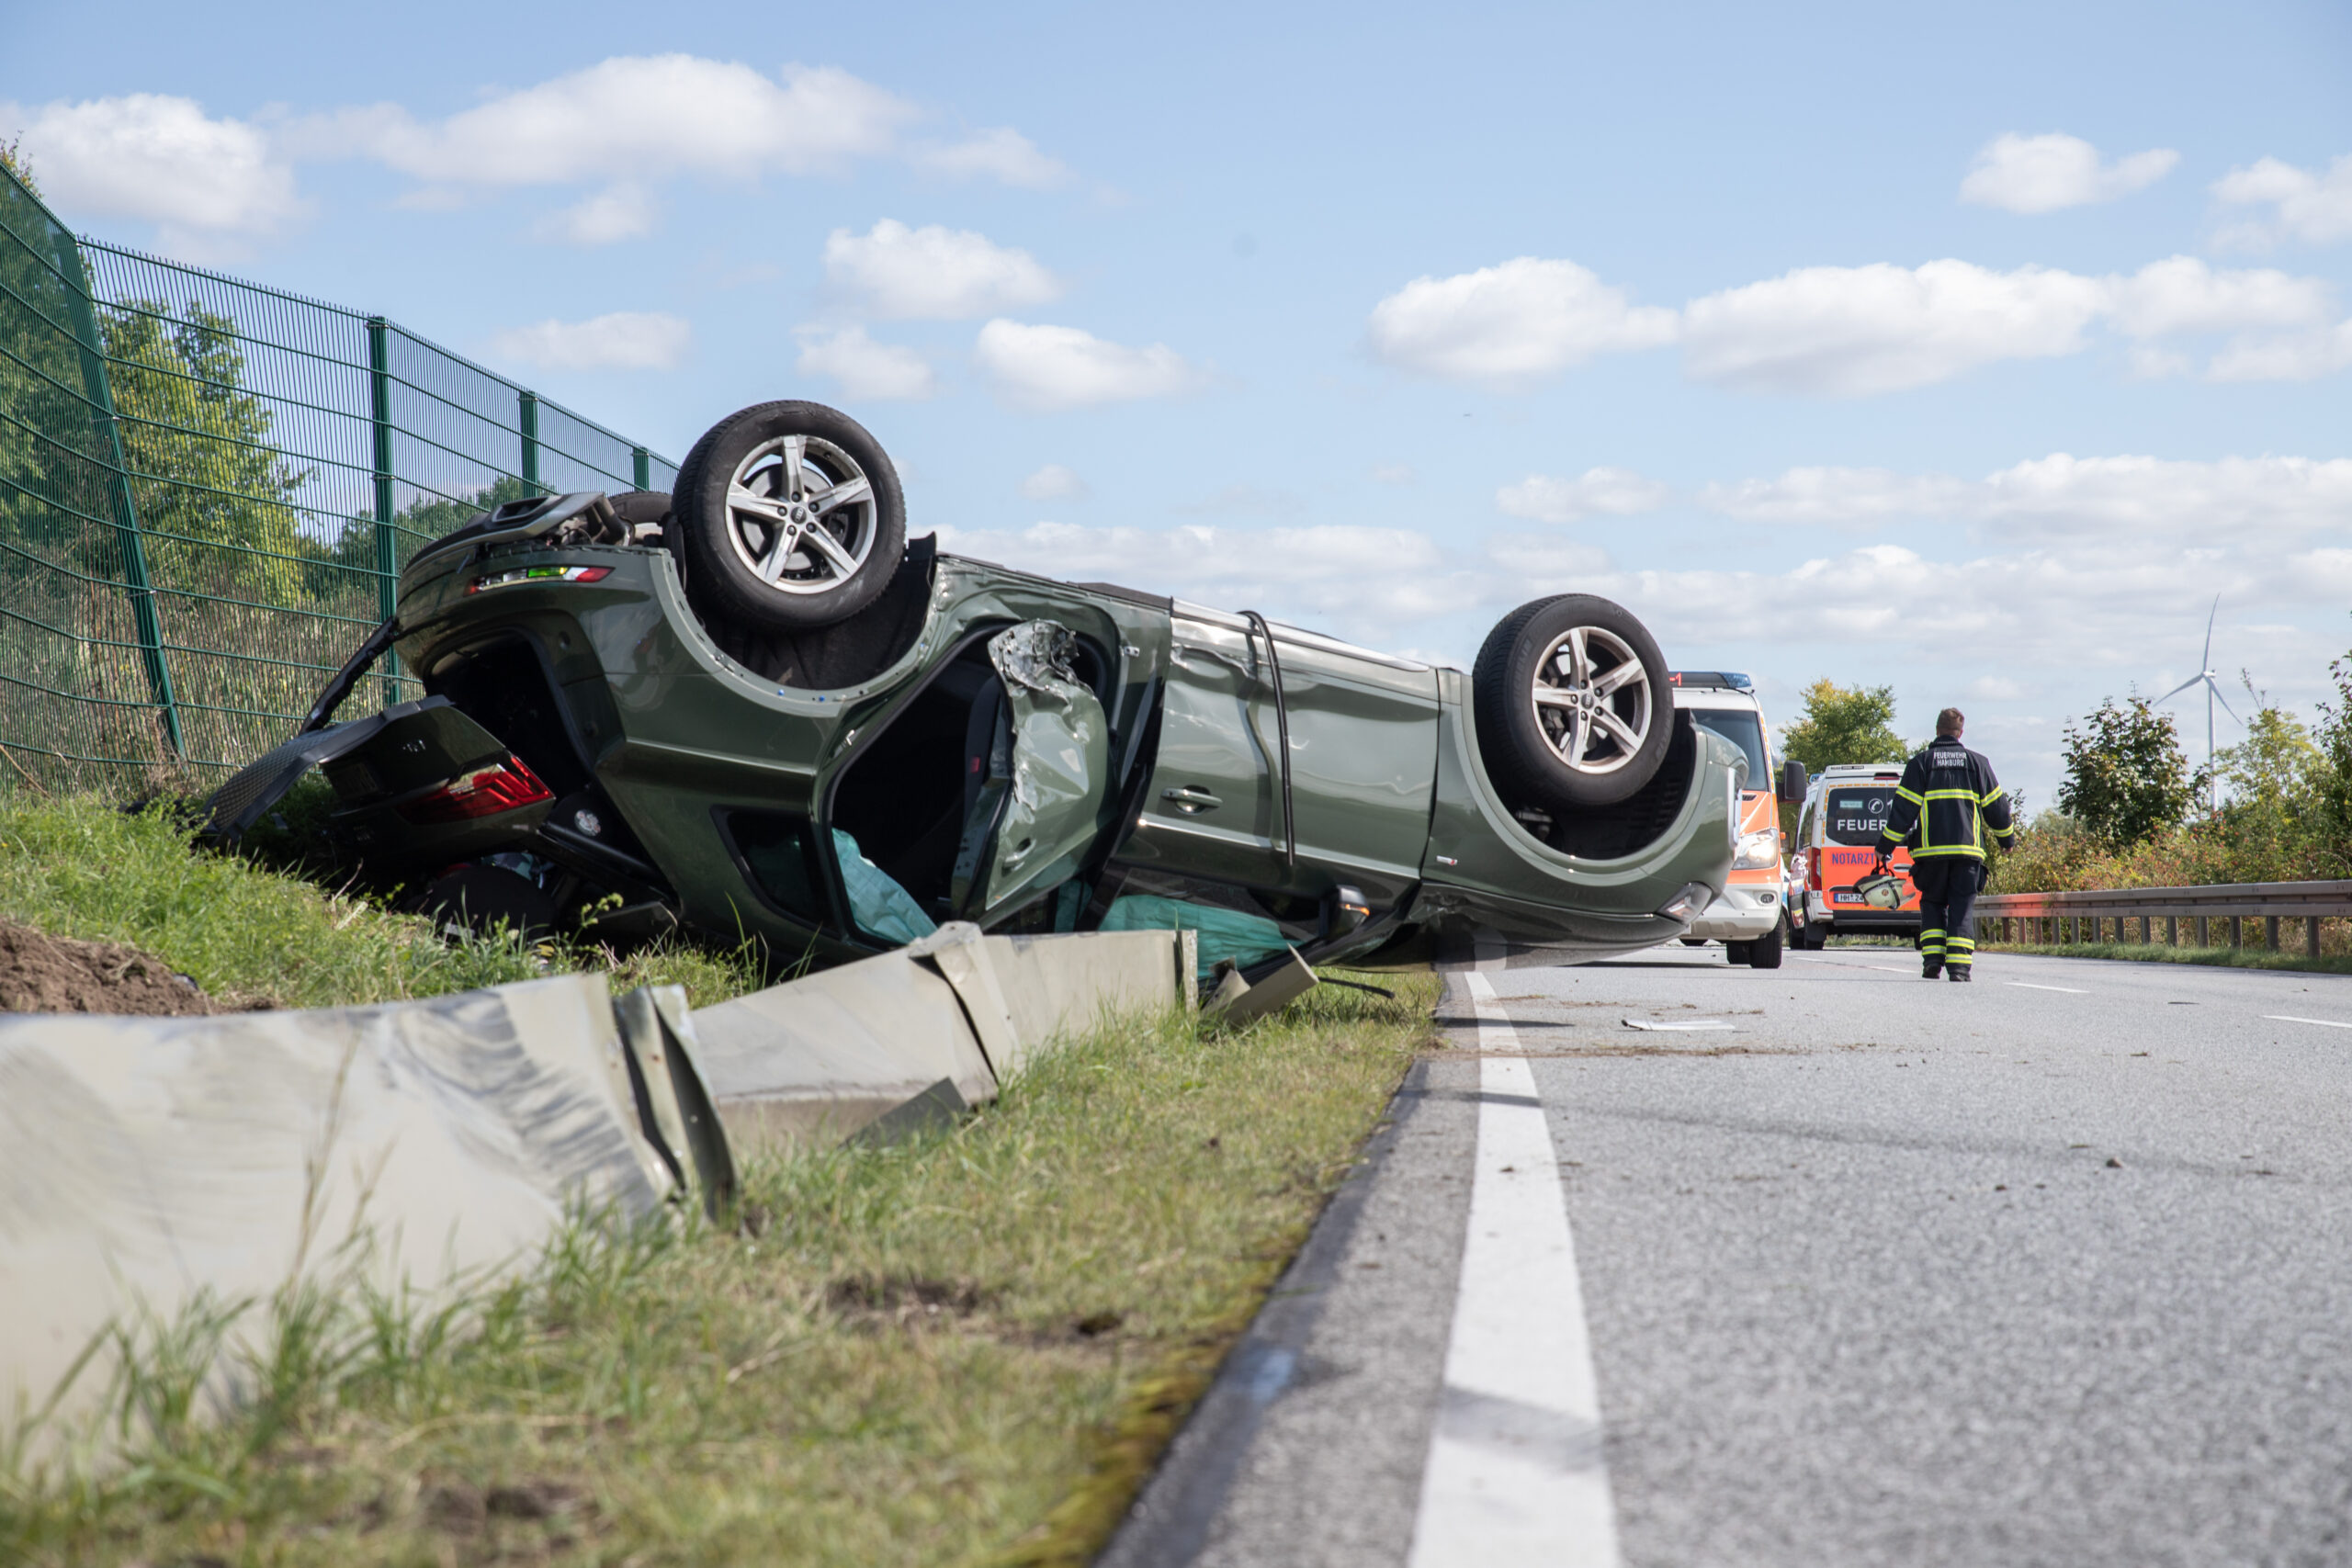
[220,510,1739,973]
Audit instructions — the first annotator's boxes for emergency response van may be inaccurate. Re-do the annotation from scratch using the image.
[1669,672,1804,967]
[1792,762,1923,948]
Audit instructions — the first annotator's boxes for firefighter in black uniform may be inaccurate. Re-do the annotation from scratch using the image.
[1875,707,2016,981]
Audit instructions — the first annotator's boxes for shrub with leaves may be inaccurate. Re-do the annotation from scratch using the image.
[2054,696,2201,849]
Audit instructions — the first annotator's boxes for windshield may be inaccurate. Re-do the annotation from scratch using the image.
[1825,786,1898,846]
[1689,709,1767,787]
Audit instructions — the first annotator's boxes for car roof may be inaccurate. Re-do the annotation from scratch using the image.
[1672,686,1764,714]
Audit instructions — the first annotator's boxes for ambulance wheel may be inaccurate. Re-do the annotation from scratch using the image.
[1748,919,1784,968]
[1724,940,1752,964]
[1473,595,1671,809]
[1799,920,1827,951]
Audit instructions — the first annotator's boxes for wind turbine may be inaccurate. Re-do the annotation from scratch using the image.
[2153,594,2238,807]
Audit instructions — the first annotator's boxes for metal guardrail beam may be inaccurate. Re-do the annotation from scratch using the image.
[1978,881,2352,958]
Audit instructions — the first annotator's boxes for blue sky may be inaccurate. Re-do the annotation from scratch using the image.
[7,0,2350,804]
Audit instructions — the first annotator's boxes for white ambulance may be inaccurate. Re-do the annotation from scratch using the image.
[1668,672,1805,968]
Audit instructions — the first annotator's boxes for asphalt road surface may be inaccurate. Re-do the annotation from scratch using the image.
[1102,944,2352,1568]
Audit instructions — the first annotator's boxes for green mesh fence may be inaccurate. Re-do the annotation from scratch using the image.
[0,163,676,791]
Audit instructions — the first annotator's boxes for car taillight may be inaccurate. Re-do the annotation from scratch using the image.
[396,757,554,824]
[1808,848,1823,889]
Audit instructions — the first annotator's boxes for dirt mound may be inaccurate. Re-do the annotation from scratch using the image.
[0,918,218,1016]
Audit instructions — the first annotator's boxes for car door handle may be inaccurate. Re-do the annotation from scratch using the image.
[1161,786,1222,814]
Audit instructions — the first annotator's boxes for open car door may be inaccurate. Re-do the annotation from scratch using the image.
[951,621,1113,920]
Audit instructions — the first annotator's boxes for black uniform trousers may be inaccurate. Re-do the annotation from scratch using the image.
[1913,858,1984,971]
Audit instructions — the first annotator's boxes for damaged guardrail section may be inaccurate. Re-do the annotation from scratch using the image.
[0,923,1192,1451]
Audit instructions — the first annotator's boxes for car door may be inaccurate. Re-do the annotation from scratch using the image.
[1127,610,1283,886]
[1128,607,1438,906]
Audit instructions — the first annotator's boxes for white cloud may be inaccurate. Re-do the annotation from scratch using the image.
[2212,154,2352,246]
[1495,468,1670,524]
[1371,464,1417,486]
[1701,468,1970,524]
[2206,321,2352,383]
[973,320,1205,412]
[5,93,303,252]
[912,127,1071,188]
[1679,260,2110,395]
[824,220,1061,320]
[1019,463,1087,502]
[1959,132,2178,214]
[2105,255,2334,337]
[301,58,918,186]
[487,311,691,371]
[793,324,937,400]
[536,182,659,245]
[1701,453,2352,534]
[934,521,1481,630]
[1366,257,1677,389]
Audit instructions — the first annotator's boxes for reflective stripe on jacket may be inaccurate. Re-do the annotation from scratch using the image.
[1878,739,2017,861]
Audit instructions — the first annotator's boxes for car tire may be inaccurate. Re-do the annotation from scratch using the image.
[413,863,556,943]
[1472,595,1672,809]
[1724,940,1752,964]
[1679,936,1708,947]
[1799,919,1827,950]
[1748,919,1784,968]
[673,400,906,633]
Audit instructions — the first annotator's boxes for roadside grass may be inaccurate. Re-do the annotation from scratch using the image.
[1978,940,2352,977]
[1,976,1434,1567]
[0,792,761,1009]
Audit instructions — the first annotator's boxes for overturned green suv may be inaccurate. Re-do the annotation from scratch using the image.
[208,400,1740,977]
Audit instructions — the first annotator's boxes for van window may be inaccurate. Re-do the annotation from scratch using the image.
[1824,786,1899,846]
[1689,710,1767,786]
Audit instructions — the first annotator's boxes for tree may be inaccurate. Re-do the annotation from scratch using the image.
[1779,680,1909,775]
[2055,696,2200,847]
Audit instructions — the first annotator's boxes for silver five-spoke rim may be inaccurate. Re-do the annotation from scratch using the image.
[1528,626,1652,774]
[721,434,877,595]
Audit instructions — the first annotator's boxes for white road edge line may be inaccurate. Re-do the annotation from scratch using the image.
[1408,972,1622,1568]
[2009,982,2089,994]
[2264,1015,2352,1030]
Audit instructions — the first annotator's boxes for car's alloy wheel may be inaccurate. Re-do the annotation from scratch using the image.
[1527,624,1654,781]
[1472,595,1674,810]
[674,400,907,633]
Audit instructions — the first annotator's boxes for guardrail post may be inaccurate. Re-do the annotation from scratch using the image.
[633,445,650,491]
[2196,915,2209,946]
[2308,917,2322,959]
[520,389,541,495]
[2267,915,2280,952]
[2166,915,2178,946]
[367,318,400,705]
[2229,916,2243,948]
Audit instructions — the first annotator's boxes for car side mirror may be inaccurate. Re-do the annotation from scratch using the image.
[1328,885,1370,939]
[1778,759,1808,806]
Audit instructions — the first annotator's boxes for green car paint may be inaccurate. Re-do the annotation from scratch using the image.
[302,524,1737,971]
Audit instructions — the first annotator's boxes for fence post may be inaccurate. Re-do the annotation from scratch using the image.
[2230,916,2244,948]
[368,318,400,705]
[2267,915,2280,952]
[2308,917,2322,960]
[633,445,651,491]
[520,390,541,495]
[51,227,183,758]
[2166,915,2177,945]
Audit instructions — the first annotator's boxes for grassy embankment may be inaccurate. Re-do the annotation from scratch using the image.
[0,794,1435,1566]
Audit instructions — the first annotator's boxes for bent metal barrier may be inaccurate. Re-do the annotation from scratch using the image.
[0,924,1187,1454]
[1976,880,2352,959]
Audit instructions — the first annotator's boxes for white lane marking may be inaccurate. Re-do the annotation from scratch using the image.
[2265,1015,2352,1030]
[1408,972,1621,1568]
[2009,982,2089,994]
